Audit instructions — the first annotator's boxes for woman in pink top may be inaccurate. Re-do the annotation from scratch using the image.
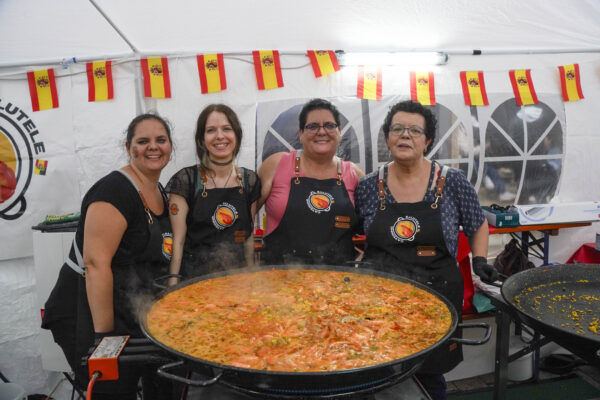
[258,98,364,265]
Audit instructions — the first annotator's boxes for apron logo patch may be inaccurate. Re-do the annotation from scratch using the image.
[306,191,333,214]
[162,232,173,259]
[391,216,420,242]
[212,202,238,230]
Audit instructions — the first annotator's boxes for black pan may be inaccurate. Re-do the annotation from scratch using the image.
[501,264,600,365]
[141,265,490,397]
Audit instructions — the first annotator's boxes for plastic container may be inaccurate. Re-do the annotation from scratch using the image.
[507,336,533,381]
[0,382,26,400]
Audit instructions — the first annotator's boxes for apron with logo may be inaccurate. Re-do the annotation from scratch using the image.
[364,163,463,374]
[262,150,357,265]
[182,166,253,276]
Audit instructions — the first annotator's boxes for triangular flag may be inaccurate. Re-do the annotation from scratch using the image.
[197,54,227,94]
[86,61,114,102]
[509,69,538,106]
[357,66,382,101]
[307,50,340,78]
[558,64,584,102]
[252,50,284,90]
[410,72,435,106]
[27,69,59,111]
[141,57,171,98]
[460,71,489,106]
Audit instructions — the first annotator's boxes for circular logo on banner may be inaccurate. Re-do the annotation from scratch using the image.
[0,101,45,220]
[212,202,238,230]
[390,216,420,242]
[162,232,173,259]
[306,191,334,214]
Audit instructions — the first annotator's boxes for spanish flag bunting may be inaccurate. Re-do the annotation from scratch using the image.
[410,72,435,106]
[27,69,59,111]
[197,54,227,94]
[252,50,284,90]
[558,64,584,102]
[86,61,114,102]
[307,50,340,78]
[141,57,171,98]
[459,71,489,106]
[356,66,382,101]
[34,159,48,175]
[508,69,538,106]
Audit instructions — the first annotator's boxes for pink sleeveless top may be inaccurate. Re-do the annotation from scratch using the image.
[265,150,359,235]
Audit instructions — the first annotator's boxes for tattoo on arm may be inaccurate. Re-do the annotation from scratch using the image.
[169,203,179,215]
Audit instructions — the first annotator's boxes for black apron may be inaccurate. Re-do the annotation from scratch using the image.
[181,166,253,277]
[43,170,172,394]
[363,163,463,375]
[262,150,357,265]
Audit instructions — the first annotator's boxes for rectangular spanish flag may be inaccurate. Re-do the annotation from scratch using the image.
[509,69,538,106]
[86,61,114,102]
[357,66,382,100]
[252,50,284,90]
[307,50,340,78]
[27,69,59,111]
[141,57,171,98]
[410,72,435,106]
[558,64,584,102]
[197,54,227,94]
[34,159,48,175]
[460,71,489,106]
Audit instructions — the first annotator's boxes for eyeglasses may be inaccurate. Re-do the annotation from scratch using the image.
[303,122,339,134]
[389,124,426,137]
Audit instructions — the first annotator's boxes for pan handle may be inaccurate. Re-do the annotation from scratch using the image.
[153,274,184,290]
[450,322,492,345]
[157,360,223,386]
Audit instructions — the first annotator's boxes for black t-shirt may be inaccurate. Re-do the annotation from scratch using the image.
[166,165,261,224]
[72,171,157,267]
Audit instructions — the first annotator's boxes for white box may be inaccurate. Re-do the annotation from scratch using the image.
[515,201,600,225]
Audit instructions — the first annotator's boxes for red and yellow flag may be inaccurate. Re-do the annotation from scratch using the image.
[460,71,489,106]
[141,57,171,98]
[410,72,435,106]
[34,159,48,175]
[558,64,584,102]
[27,69,59,111]
[357,66,382,101]
[509,69,538,106]
[307,50,340,78]
[86,61,114,102]
[197,54,227,94]
[252,50,284,90]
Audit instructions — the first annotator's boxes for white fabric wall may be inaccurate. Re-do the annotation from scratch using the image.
[1,0,599,395]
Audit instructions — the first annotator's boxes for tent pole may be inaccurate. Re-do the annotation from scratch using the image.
[89,0,139,54]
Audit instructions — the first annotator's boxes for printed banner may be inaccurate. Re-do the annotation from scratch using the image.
[197,54,227,94]
[459,71,489,106]
[307,50,340,78]
[86,61,114,102]
[27,69,59,111]
[141,57,171,98]
[558,64,584,102]
[252,50,284,90]
[509,69,538,105]
[410,72,435,105]
[357,66,382,101]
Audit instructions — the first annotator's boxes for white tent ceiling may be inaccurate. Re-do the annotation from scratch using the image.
[2,0,600,67]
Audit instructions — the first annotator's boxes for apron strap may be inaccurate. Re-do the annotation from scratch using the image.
[65,239,85,276]
[377,164,387,210]
[117,169,153,224]
[294,149,343,185]
[197,167,208,198]
[431,165,449,209]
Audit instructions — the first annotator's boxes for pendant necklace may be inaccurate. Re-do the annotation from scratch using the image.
[210,166,234,188]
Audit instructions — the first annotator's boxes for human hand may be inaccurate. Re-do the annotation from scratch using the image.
[472,256,499,283]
